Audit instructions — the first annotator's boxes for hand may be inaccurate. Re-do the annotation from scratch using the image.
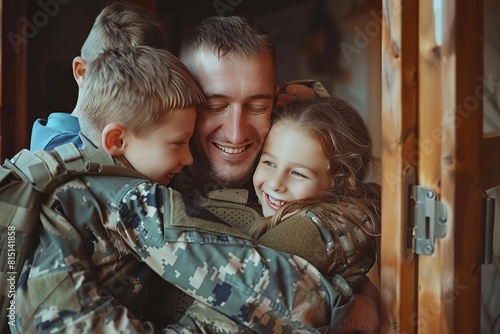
[275,83,317,109]
[341,277,380,333]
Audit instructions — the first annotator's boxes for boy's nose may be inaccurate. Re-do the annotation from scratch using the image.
[180,147,193,166]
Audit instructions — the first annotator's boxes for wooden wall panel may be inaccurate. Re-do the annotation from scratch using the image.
[380,1,418,332]
[417,0,449,332]
[382,0,485,332]
[443,0,483,331]
[417,0,483,332]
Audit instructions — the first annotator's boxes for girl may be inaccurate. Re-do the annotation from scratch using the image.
[251,98,381,288]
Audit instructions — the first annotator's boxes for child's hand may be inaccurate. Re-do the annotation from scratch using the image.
[275,84,317,109]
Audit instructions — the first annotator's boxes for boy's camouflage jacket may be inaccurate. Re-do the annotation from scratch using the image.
[11,148,354,333]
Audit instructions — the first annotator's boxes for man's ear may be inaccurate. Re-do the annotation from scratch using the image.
[73,56,87,87]
[102,123,126,156]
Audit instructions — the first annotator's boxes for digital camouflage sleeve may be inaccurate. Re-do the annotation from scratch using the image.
[12,176,353,333]
[118,181,355,333]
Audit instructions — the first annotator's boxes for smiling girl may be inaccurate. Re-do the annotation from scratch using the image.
[251,98,381,288]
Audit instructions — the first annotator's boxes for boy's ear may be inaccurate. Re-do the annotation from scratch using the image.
[73,56,87,87]
[102,123,126,156]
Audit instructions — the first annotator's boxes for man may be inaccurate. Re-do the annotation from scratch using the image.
[168,15,380,333]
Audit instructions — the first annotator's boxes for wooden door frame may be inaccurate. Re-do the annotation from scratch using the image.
[381,0,500,333]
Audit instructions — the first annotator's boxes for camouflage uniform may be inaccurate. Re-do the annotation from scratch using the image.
[154,167,377,332]
[11,148,354,333]
[171,169,377,287]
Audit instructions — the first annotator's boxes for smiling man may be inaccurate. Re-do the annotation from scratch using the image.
[164,15,381,333]
[178,17,277,190]
[188,50,275,186]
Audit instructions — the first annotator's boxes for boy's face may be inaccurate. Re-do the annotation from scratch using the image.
[187,50,276,186]
[253,120,331,217]
[124,108,197,186]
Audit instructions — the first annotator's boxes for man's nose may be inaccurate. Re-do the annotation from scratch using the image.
[223,107,249,144]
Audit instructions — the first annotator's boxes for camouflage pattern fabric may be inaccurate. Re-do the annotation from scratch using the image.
[12,171,354,333]
[257,205,377,289]
[163,167,377,332]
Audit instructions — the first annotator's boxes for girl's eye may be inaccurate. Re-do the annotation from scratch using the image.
[262,160,276,168]
[292,171,308,178]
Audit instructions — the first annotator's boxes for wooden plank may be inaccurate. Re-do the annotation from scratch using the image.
[417,0,483,332]
[417,0,447,332]
[380,1,418,332]
[443,0,482,331]
[481,132,500,190]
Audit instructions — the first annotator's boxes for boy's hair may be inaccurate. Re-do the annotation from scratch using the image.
[81,2,169,62]
[78,46,205,142]
[251,98,381,238]
[179,15,277,82]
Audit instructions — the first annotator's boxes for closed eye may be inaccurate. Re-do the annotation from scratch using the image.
[245,104,271,114]
[201,103,228,114]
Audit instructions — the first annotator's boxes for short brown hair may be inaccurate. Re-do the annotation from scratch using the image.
[78,46,205,142]
[179,16,276,82]
[81,2,169,62]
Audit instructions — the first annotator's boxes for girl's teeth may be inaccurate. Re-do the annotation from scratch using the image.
[268,195,285,206]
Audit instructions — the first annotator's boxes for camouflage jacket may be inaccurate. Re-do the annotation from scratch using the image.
[157,168,377,331]
[172,169,377,286]
[11,152,354,333]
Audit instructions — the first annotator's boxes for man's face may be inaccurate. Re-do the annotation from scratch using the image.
[188,50,276,186]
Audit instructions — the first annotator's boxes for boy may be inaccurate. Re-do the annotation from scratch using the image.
[30,2,169,151]
[13,46,353,332]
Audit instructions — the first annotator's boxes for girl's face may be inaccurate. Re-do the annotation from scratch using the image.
[253,120,331,217]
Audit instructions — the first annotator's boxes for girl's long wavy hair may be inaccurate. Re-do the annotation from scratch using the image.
[250,98,381,238]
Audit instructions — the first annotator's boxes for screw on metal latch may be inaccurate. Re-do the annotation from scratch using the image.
[424,244,434,254]
[427,190,434,199]
[439,216,447,223]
